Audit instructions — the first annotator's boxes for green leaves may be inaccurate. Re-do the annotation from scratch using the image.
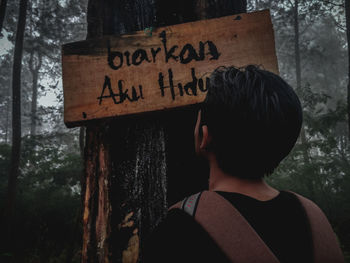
[0,132,82,262]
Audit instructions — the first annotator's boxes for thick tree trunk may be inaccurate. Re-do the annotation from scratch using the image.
[82,1,246,262]
[0,0,8,34]
[29,51,42,137]
[346,0,350,139]
[3,0,28,251]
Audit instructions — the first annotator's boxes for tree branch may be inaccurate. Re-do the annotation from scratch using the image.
[319,0,344,8]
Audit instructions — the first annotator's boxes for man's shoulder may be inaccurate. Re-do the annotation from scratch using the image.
[144,199,231,263]
[282,190,326,216]
[151,204,202,239]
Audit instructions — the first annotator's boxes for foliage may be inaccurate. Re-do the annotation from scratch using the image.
[0,0,87,140]
[0,0,87,261]
[0,133,82,263]
[267,86,350,253]
[250,0,350,259]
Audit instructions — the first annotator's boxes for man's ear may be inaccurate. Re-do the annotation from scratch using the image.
[200,125,212,150]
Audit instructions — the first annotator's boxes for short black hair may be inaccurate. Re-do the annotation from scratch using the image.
[201,65,302,179]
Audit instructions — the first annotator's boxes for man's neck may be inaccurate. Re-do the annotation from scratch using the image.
[208,156,279,201]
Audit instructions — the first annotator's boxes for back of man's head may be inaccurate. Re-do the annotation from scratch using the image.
[201,65,302,179]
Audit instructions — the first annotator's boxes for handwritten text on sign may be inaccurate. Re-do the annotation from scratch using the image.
[62,10,278,127]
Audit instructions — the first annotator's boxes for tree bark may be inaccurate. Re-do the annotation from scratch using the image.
[345,0,350,139]
[3,0,28,251]
[82,1,246,262]
[0,0,8,34]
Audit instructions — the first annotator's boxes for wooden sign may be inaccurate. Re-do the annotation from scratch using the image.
[62,10,278,127]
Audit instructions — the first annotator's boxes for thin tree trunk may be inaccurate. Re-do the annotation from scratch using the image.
[29,51,42,137]
[0,0,9,140]
[82,1,246,262]
[293,0,307,157]
[3,0,28,251]
[294,0,301,91]
[0,0,8,34]
[345,0,350,139]
[293,0,313,196]
[30,70,38,136]
[5,93,10,144]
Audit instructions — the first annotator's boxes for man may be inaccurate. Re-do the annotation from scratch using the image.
[144,65,343,263]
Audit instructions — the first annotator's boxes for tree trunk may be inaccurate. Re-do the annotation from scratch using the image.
[294,0,301,91]
[4,92,10,144]
[293,0,313,197]
[82,1,246,262]
[3,0,28,251]
[0,0,8,34]
[346,0,350,139]
[29,51,42,137]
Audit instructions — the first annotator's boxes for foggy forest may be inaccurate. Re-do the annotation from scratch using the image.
[0,0,349,262]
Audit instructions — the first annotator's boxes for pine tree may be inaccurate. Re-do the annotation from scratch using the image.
[3,0,28,253]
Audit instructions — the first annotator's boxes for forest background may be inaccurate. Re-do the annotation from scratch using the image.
[0,0,349,262]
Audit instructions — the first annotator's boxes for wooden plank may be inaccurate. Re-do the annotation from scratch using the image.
[62,10,278,127]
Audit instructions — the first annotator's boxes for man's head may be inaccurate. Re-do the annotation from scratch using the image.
[195,65,302,179]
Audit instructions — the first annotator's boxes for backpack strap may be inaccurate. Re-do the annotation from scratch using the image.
[170,191,280,263]
[291,192,344,263]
